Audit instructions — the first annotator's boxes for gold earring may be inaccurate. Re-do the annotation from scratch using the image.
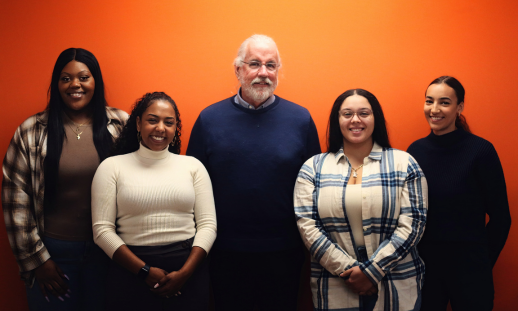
[170,136,176,146]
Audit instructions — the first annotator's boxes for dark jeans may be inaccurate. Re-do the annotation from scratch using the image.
[105,237,209,311]
[356,246,378,311]
[419,242,494,311]
[26,236,110,311]
[210,246,305,311]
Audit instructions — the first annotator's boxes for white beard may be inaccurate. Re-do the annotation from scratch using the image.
[239,76,277,105]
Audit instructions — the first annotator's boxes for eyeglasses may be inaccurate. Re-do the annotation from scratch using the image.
[340,109,373,119]
[241,61,279,72]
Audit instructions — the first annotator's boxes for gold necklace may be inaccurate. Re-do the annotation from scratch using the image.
[67,121,89,140]
[351,164,364,179]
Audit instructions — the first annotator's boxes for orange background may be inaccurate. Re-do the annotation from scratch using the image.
[1,0,517,310]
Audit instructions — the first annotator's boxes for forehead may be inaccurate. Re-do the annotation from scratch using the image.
[340,95,371,110]
[144,100,177,118]
[426,83,457,100]
[245,40,279,63]
[61,60,90,74]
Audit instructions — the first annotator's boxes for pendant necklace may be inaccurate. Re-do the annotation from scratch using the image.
[67,121,89,140]
[351,164,364,184]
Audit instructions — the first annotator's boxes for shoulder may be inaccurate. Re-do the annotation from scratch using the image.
[199,97,235,116]
[276,96,311,115]
[99,153,134,169]
[383,148,423,171]
[106,107,129,125]
[173,154,206,168]
[407,137,428,152]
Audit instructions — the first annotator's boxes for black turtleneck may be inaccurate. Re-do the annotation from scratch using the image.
[407,128,511,266]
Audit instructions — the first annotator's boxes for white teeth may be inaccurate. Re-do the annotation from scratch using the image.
[151,136,164,141]
[350,129,363,133]
[431,117,443,121]
[69,93,84,98]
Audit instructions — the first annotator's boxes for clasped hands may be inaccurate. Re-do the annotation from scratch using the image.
[145,267,188,298]
[340,266,378,296]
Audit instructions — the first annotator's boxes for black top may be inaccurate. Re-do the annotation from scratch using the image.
[407,128,511,266]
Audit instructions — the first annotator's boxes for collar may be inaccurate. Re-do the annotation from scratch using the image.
[234,88,276,110]
[136,143,170,159]
[334,142,383,164]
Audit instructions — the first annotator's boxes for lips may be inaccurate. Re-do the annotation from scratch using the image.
[67,92,85,98]
[349,128,364,133]
[150,136,165,141]
[429,116,444,122]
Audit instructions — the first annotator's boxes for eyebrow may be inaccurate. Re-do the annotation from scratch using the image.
[426,96,451,100]
[60,70,91,75]
[146,113,175,119]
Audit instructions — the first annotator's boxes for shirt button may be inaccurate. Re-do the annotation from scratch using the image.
[363,196,366,199]
[363,227,368,232]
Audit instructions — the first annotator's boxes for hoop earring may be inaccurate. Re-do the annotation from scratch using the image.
[170,136,176,147]
[137,131,142,143]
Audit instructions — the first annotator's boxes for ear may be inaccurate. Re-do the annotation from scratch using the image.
[136,116,141,132]
[457,102,464,115]
[234,65,240,79]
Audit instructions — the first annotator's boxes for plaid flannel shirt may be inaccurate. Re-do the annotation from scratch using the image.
[294,143,428,311]
[2,107,127,286]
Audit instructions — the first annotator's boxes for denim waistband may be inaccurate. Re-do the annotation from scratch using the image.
[127,237,194,256]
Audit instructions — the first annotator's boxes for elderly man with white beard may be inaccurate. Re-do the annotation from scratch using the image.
[186,34,321,311]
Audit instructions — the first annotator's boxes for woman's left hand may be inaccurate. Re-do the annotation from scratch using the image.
[150,270,189,298]
[340,266,378,295]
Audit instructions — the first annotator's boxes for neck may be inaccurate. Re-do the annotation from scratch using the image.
[343,138,373,166]
[63,108,93,125]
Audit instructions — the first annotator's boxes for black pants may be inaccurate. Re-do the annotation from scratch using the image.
[210,247,305,311]
[105,238,209,311]
[419,242,494,311]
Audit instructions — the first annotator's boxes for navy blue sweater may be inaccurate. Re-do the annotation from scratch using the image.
[407,128,511,266]
[186,96,321,252]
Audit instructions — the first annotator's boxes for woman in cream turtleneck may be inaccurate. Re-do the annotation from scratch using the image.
[91,92,216,310]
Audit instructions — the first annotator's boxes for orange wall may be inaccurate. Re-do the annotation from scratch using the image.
[1,1,517,310]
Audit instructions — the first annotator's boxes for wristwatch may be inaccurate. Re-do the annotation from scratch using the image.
[138,263,151,281]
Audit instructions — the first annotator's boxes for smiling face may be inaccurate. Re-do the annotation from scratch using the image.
[235,40,279,107]
[339,95,375,148]
[58,60,95,114]
[136,100,177,151]
[424,83,464,136]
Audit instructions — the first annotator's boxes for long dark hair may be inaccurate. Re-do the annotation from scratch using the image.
[44,48,113,209]
[427,76,471,133]
[327,88,391,153]
[112,92,182,156]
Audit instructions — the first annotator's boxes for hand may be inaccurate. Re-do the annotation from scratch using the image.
[150,270,189,298]
[34,259,70,301]
[340,266,378,295]
[144,267,168,288]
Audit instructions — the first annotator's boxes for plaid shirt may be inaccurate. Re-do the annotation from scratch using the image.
[2,107,127,286]
[294,143,428,311]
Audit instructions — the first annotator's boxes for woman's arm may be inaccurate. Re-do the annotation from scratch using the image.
[359,155,428,286]
[294,155,359,275]
[475,143,511,267]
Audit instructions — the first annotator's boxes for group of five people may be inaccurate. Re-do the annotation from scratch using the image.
[2,34,511,311]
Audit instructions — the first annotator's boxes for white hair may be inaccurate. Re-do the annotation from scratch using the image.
[233,34,282,68]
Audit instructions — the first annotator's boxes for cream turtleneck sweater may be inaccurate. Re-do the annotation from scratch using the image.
[91,144,217,258]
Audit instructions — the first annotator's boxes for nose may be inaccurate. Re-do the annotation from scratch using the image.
[351,113,361,122]
[431,103,440,114]
[156,121,165,132]
[257,64,268,77]
[71,78,81,88]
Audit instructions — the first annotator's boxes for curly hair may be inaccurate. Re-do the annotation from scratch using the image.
[112,92,182,156]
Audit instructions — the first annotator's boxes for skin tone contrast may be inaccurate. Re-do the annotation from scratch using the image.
[338,94,378,296]
[136,100,177,151]
[425,83,464,136]
[58,60,95,124]
[235,40,279,108]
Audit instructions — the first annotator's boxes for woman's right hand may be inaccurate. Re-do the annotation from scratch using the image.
[145,267,168,288]
[34,259,69,301]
